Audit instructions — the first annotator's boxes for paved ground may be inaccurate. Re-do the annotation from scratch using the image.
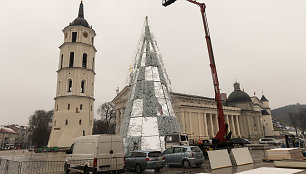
[1,147,306,174]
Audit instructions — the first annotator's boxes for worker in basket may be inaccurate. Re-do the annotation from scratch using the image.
[225,124,232,141]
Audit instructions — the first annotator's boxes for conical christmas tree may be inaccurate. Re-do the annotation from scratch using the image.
[120,17,181,152]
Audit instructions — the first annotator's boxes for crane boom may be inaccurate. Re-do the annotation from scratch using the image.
[163,0,228,143]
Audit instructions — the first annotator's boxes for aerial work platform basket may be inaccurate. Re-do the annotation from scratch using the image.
[162,0,177,6]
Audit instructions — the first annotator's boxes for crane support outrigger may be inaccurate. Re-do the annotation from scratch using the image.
[162,0,229,144]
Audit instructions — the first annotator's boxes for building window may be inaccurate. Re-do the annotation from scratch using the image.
[72,32,77,42]
[83,130,85,136]
[91,105,93,111]
[60,54,64,69]
[92,37,94,45]
[54,121,56,126]
[68,104,70,110]
[82,53,87,68]
[69,52,74,67]
[79,120,82,125]
[80,104,83,110]
[65,119,68,125]
[56,105,58,111]
[68,79,72,92]
[81,80,85,93]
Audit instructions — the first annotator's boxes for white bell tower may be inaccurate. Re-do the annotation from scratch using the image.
[48,1,96,148]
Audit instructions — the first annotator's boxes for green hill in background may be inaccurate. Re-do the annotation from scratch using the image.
[271,103,306,125]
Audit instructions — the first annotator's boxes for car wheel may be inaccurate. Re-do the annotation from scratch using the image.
[84,165,89,174]
[135,164,142,173]
[182,160,190,169]
[64,162,70,174]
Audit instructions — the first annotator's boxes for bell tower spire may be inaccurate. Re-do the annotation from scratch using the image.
[78,1,84,18]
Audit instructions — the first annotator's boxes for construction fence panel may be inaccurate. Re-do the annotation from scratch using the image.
[0,157,125,174]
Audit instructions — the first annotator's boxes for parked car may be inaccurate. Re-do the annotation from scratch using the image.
[163,146,204,168]
[65,135,124,174]
[259,138,280,145]
[124,150,165,173]
[230,138,251,146]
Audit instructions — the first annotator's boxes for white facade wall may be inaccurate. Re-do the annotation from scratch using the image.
[48,25,96,148]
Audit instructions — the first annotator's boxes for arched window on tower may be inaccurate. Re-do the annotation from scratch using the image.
[82,53,87,68]
[80,104,83,110]
[68,79,72,92]
[65,119,68,125]
[72,32,77,42]
[69,52,74,67]
[60,54,63,69]
[81,80,85,93]
[83,130,85,136]
[79,120,82,125]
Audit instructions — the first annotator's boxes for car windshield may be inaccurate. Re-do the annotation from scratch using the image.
[191,146,201,152]
[261,138,273,141]
[180,135,188,141]
[148,151,162,157]
[165,135,179,143]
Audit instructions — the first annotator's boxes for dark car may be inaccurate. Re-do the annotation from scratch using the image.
[125,150,165,173]
[163,146,204,168]
[230,138,251,146]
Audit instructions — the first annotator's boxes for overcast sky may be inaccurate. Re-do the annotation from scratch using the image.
[1,0,305,125]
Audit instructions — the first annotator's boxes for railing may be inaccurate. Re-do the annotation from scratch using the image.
[0,159,65,174]
[0,157,125,174]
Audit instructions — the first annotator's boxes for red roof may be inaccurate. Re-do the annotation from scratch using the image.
[0,127,17,134]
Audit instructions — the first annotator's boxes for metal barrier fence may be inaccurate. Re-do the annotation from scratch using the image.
[0,157,125,174]
[0,159,65,174]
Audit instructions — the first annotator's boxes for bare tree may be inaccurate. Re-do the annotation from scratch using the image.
[95,102,116,134]
[298,108,306,135]
[28,110,53,146]
[289,111,298,136]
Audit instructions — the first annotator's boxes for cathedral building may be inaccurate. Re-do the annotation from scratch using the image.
[48,2,96,148]
[113,83,275,141]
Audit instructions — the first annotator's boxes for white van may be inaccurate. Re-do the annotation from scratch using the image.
[64,135,124,174]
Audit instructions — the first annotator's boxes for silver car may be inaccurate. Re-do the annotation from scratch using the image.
[124,150,165,173]
[259,138,280,146]
[163,146,204,168]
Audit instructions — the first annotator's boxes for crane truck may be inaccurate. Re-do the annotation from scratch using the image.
[162,0,232,148]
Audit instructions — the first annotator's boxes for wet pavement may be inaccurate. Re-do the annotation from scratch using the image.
[1,148,306,174]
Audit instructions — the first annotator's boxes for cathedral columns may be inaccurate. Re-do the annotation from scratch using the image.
[189,112,192,135]
[208,113,214,138]
[235,115,241,137]
[203,113,208,137]
[229,115,236,137]
[198,113,203,137]
[213,114,219,137]
[225,115,230,132]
